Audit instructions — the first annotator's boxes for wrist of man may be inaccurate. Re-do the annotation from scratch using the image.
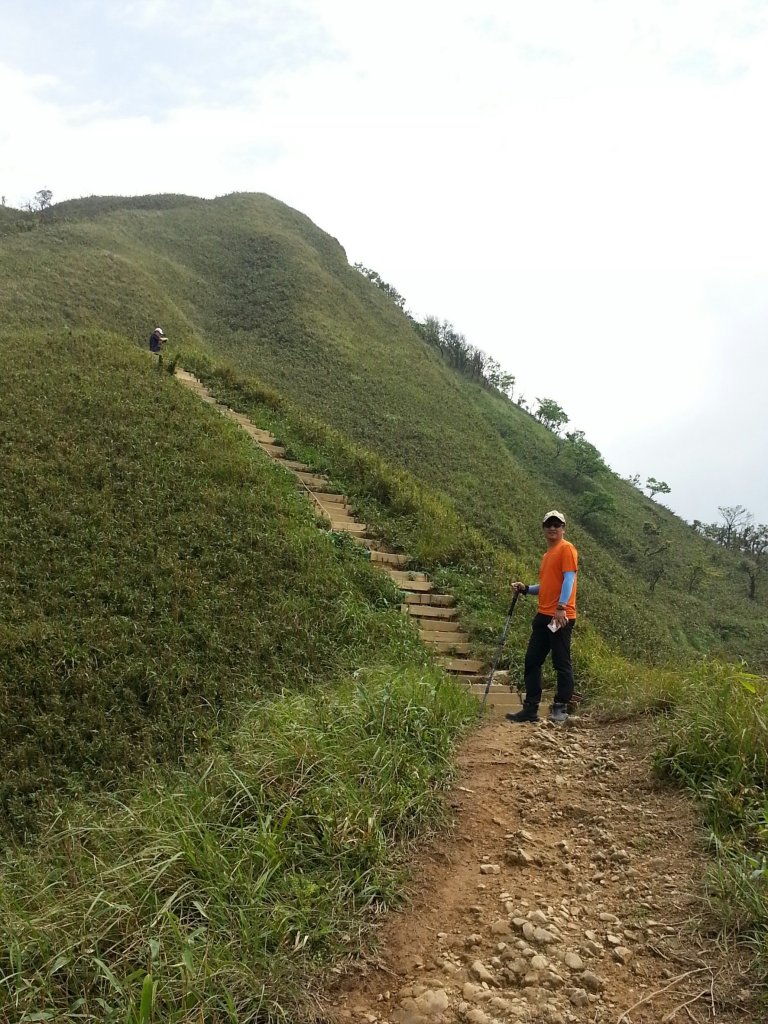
[556,604,566,611]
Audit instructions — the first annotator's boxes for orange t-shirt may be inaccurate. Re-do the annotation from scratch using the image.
[538,539,578,619]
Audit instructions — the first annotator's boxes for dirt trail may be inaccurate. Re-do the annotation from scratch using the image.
[171,369,755,1022]
[324,715,755,1024]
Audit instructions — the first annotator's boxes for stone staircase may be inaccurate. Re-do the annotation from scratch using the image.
[175,369,519,712]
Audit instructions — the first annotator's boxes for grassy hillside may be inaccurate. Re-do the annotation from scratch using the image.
[0,324,481,1018]
[1,193,766,1018]
[0,328,433,833]
[0,192,764,674]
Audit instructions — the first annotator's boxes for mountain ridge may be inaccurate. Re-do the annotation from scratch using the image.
[2,191,765,671]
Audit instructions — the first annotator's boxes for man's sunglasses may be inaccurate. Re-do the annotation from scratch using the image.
[543,521,564,528]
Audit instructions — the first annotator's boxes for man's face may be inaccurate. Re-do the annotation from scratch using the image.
[543,519,565,540]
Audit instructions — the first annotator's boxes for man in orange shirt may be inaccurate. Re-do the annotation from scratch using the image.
[506,510,578,725]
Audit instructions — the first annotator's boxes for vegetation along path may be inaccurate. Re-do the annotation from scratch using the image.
[175,367,515,711]
[175,367,756,1023]
[325,716,754,1024]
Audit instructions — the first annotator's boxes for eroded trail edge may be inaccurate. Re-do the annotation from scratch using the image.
[325,717,752,1024]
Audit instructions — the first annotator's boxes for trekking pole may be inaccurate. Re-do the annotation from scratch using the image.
[481,590,520,706]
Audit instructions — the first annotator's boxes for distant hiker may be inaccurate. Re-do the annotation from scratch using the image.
[149,326,168,354]
[506,510,578,725]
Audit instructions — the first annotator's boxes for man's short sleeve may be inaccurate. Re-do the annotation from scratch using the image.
[561,543,578,573]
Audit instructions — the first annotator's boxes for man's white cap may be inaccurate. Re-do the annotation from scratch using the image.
[542,509,566,525]
[155,326,167,336]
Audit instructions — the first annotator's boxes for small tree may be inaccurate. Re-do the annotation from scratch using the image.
[685,561,707,595]
[579,486,617,524]
[645,477,671,499]
[642,521,670,593]
[535,397,569,434]
[563,430,605,478]
[484,357,515,399]
[23,189,53,212]
[717,505,752,549]
[416,317,487,381]
[741,523,768,600]
[353,263,406,309]
[697,505,756,551]
[647,559,668,593]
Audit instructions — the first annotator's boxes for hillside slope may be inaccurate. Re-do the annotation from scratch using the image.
[1,192,765,672]
[0,328,426,831]
[2,195,766,1020]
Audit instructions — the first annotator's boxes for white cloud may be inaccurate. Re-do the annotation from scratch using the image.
[1,0,767,520]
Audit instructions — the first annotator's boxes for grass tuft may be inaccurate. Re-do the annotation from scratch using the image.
[654,661,768,978]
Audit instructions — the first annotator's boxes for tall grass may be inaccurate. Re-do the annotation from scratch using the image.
[651,662,768,979]
[0,670,477,1022]
[0,330,425,834]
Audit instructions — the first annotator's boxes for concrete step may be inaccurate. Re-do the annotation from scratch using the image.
[282,459,311,472]
[370,551,410,567]
[410,618,462,632]
[403,605,458,620]
[330,521,368,535]
[404,593,455,607]
[387,569,428,582]
[314,493,348,506]
[175,368,198,385]
[261,443,287,458]
[321,507,354,521]
[424,639,472,655]
[468,675,514,688]
[472,694,520,711]
[256,434,278,446]
[324,510,360,525]
[241,424,276,444]
[420,630,470,645]
[391,579,433,593]
[440,658,485,674]
[465,680,514,692]
[177,380,216,404]
[224,409,253,427]
[296,472,331,489]
[466,684,513,694]
[357,538,381,550]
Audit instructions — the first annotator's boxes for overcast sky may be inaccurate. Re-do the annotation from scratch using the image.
[2,0,767,525]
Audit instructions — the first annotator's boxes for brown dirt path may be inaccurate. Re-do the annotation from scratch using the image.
[323,714,757,1024]
[171,368,757,1020]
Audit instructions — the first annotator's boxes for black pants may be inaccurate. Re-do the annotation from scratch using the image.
[523,613,575,709]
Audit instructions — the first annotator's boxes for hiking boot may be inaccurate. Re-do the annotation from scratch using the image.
[506,706,539,724]
[548,703,569,724]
